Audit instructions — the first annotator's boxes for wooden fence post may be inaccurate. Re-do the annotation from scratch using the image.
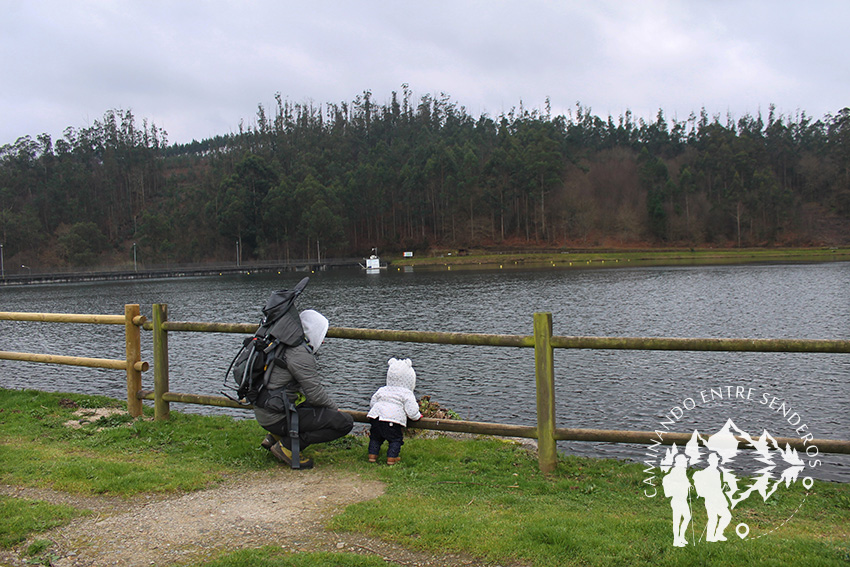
[124,304,143,417]
[534,312,557,473]
[152,304,170,420]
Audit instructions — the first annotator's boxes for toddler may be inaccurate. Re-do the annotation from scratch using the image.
[367,357,422,464]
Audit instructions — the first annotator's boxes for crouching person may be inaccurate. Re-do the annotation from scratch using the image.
[255,309,353,469]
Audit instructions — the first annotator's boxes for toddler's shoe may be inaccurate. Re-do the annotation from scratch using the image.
[387,457,401,465]
[368,454,378,463]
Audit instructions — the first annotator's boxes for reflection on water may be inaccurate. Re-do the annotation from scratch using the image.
[1,262,848,480]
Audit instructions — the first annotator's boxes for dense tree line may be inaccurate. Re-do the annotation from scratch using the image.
[1,91,849,270]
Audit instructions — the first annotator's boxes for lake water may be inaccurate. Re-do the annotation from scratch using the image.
[1,261,848,481]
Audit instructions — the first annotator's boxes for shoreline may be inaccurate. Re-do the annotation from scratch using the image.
[390,246,850,270]
[2,247,848,286]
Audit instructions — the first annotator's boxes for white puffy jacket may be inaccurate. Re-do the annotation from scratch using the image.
[367,358,422,426]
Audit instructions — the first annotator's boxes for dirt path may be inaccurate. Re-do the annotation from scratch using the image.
[0,469,497,567]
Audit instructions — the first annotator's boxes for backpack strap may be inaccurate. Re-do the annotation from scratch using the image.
[284,396,301,469]
[259,339,281,393]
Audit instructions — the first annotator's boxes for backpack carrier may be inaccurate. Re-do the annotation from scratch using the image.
[223,276,310,468]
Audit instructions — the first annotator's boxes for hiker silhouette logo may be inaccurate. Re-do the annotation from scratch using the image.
[659,419,812,547]
[642,386,819,547]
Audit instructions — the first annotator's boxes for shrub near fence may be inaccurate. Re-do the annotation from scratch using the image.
[2,305,849,473]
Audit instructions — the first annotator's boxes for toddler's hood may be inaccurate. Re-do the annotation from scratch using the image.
[386,357,416,391]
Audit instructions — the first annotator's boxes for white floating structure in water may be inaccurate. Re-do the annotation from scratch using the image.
[360,248,386,273]
[365,255,381,270]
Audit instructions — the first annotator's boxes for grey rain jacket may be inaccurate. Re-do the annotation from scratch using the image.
[253,343,338,427]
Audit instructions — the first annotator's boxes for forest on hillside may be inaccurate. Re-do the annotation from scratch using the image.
[1,88,849,271]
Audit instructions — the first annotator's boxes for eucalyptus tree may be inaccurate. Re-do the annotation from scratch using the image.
[216,153,277,258]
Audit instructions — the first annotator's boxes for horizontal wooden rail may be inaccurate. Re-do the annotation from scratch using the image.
[329,327,534,347]
[134,390,850,455]
[347,409,540,438]
[0,350,148,371]
[1,311,122,325]
[551,427,850,455]
[142,320,257,333]
[141,319,534,347]
[0,311,147,326]
[139,317,850,354]
[137,389,246,409]
[551,335,850,353]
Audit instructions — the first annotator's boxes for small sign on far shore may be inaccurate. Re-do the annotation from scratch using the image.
[403,251,414,258]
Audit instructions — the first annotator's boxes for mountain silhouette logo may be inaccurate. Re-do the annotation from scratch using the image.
[659,418,810,547]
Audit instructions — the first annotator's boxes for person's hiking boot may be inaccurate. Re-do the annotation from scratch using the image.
[387,457,401,465]
[261,433,277,450]
[270,441,314,469]
[368,454,378,463]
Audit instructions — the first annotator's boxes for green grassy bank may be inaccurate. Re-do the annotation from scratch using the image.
[1,389,848,566]
[391,247,850,271]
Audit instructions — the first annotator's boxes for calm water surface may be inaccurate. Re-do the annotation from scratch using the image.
[1,262,848,480]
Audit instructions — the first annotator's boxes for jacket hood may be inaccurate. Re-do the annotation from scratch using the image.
[300,309,328,352]
[386,357,416,391]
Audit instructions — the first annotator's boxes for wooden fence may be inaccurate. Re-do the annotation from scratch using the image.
[0,306,148,417]
[2,304,849,473]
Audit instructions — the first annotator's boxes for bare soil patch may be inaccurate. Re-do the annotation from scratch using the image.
[62,407,139,430]
[0,469,502,567]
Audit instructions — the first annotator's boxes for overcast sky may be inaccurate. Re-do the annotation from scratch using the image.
[2,1,848,148]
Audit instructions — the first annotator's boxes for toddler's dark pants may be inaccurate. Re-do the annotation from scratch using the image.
[368,417,404,458]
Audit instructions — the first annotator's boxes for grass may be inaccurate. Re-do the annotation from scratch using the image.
[327,438,850,566]
[1,388,849,566]
[0,388,269,494]
[0,496,82,549]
